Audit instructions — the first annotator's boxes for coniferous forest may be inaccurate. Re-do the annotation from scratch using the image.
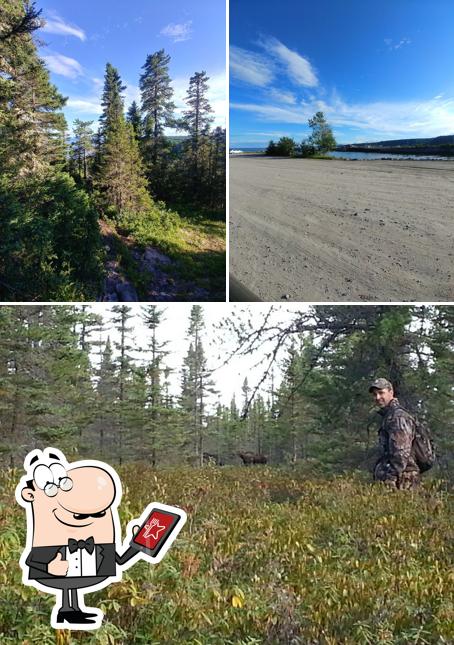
[1,303,453,478]
[0,1,226,302]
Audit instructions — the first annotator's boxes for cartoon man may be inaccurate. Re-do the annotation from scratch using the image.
[15,447,186,630]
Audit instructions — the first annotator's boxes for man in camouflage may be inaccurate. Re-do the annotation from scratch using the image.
[369,378,421,490]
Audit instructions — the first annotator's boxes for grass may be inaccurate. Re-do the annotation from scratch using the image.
[113,204,226,300]
[1,466,452,644]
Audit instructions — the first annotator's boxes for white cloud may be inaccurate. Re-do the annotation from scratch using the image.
[230,46,274,87]
[268,88,297,105]
[231,94,454,139]
[260,36,318,87]
[66,98,102,115]
[160,21,193,42]
[42,53,83,79]
[42,12,86,41]
[384,37,411,51]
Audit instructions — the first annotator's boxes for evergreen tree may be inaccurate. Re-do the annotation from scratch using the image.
[142,306,170,466]
[0,0,67,178]
[99,62,126,140]
[111,305,135,464]
[181,71,214,195]
[140,50,175,168]
[126,101,142,140]
[207,126,226,209]
[70,119,95,182]
[96,64,151,215]
[93,337,118,459]
[97,118,151,215]
[181,305,216,465]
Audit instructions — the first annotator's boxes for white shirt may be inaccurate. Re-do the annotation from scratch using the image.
[65,544,97,577]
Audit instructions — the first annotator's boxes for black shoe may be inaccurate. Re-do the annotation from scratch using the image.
[71,609,99,619]
[56,610,96,625]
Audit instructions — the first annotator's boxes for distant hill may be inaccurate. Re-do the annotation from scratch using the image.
[337,134,454,155]
[168,136,188,143]
[342,135,454,148]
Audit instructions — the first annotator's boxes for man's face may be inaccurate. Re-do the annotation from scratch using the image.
[371,387,394,408]
[22,464,117,546]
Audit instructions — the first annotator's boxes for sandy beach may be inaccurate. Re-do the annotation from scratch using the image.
[230,157,454,301]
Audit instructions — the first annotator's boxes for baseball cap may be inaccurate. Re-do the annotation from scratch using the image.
[368,378,393,392]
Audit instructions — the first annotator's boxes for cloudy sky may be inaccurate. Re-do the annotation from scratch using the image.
[230,0,454,147]
[85,303,308,411]
[35,0,226,133]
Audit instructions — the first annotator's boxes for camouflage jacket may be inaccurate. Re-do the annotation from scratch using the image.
[376,398,419,481]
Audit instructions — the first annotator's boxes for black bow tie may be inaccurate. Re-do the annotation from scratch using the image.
[68,537,95,554]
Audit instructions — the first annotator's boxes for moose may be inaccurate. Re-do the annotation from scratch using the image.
[237,451,267,465]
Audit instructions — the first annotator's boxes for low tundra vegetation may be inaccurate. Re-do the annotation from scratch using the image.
[1,466,452,644]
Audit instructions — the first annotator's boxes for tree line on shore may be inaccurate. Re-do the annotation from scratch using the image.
[266,111,336,157]
[1,305,452,479]
[0,1,225,301]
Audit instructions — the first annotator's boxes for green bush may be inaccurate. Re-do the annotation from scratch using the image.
[114,202,181,247]
[0,172,104,300]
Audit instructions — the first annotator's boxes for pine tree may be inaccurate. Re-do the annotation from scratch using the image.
[182,71,214,196]
[140,50,175,164]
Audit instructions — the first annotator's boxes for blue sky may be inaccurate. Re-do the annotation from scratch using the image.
[35,0,226,134]
[230,0,454,147]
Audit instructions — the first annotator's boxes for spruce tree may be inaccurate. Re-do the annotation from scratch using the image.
[142,305,170,466]
[126,101,142,140]
[96,63,151,215]
[70,119,95,182]
[0,0,67,178]
[181,305,217,465]
[99,62,126,140]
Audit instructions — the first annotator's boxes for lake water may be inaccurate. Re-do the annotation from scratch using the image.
[229,149,453,161]
[329,150,453,161]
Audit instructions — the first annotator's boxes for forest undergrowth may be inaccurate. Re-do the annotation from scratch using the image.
[1,465,452,644]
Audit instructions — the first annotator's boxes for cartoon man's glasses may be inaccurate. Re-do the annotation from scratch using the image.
[43,477,73,497]
[33,464,73,496]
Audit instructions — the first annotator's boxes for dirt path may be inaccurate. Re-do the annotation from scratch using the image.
[230,157,454,301]
[98,221,210,302]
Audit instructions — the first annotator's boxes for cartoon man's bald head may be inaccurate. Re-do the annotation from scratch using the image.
[19,449,119,547]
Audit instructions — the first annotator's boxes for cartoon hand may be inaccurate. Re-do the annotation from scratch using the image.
[132,524,140,536]
[48,552,68,576]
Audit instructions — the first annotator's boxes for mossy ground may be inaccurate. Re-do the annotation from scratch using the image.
[1,466,452,644]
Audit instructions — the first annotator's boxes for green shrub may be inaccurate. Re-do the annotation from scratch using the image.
[0,172,104,300]
[114,202,181,247]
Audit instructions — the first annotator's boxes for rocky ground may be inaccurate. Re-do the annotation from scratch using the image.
[98,221,210,302]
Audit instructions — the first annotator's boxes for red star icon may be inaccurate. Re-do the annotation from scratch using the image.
[143,518,165,541]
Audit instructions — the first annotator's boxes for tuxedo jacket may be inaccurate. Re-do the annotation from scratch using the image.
[25,543,134,580]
